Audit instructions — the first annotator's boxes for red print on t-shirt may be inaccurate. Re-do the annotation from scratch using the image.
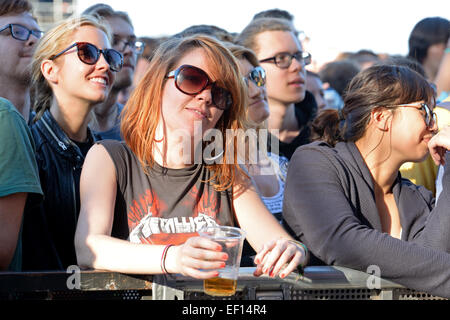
[127,187,222,245]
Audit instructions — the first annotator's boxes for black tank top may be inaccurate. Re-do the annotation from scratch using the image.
[99,140,235,246]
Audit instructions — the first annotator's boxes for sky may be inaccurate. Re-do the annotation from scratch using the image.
[76,0,449,68]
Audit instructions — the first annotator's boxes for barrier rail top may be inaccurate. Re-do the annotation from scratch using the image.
[0,266,446,300]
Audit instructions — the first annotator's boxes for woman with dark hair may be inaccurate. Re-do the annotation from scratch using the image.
[408,16,449,83]
[75,35,307,279]
[284,64,450,297]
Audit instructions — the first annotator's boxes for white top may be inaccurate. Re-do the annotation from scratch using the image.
[260,153,289,217]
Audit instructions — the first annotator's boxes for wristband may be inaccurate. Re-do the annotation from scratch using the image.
[288,240,308,276]
[288,239,308,257]
[161,244,173,274]
[445,47,450,54]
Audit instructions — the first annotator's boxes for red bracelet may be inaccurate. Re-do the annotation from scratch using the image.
[161,244,173,274]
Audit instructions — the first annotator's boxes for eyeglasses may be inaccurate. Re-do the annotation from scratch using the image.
[113,36,145,54]
[259,51,311,69]
[243,66,266,88]
[0,23,43,41]
[166,64,233,111]
[391,102,437,129]
[49,42,123,72]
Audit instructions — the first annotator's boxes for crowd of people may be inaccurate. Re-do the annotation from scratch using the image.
[0,0,449,298]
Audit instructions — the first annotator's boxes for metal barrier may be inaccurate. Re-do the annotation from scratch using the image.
[0,266,446,300]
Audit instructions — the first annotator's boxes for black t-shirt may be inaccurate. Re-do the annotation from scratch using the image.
[99,140,235,246]
[268,90,318,160]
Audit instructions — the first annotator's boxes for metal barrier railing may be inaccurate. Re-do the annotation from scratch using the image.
[0,266,445,300]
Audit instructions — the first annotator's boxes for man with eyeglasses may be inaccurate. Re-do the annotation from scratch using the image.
[237,17,317,160]
[83,3,144,141]
[0,0,43,271]
[0,0,42,123]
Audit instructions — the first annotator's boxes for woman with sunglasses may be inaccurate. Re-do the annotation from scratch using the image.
[227,44,292,267]
[74,35,307,280]
[283,64,450,298]
[22,15,123,270]
[227,44,289,223]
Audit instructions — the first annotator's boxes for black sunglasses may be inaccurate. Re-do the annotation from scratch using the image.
[243,66,266,87]
[0,23,43,41]
[166,64,233,111]
[49,42,123,72]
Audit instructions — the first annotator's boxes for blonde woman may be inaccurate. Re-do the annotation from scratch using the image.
[75,35,308,279]
[22,15,123,270]
[227,44,288,223]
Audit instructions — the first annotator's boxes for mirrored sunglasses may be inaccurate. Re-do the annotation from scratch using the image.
[243,66,266,88]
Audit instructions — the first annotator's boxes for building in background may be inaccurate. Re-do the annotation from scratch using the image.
[30,0,77,31]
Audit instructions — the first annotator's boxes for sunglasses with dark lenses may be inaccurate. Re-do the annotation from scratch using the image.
[260,51,312,69]
[167,64,233,111]
[0,23,44,41]
[392,102,437,129]
[50,42,124,72]
[243,66,266,87]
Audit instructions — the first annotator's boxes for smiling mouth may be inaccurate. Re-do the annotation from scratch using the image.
[90,77,108,85]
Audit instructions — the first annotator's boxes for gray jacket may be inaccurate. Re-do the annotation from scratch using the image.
[283,141,450,298]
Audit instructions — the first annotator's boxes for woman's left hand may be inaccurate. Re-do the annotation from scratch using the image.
[252,238,307,279]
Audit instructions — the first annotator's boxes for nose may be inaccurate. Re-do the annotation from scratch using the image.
[122,43,134,57]
[289,55,303,72]
[97,52,111,71]
[195,86,213,106]
[25,34,38,47]
[248,80,261,99]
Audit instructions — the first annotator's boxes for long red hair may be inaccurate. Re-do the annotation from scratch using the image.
[121,35,249,192]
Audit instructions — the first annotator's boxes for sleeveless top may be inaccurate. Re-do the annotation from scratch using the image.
[260,152,288,221]
[99,140,235,246]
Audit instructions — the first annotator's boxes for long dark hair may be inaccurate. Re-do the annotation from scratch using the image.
[311,64,436,146]
[408,17,449,64]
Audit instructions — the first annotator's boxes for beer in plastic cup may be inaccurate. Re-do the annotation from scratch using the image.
[198,225,246,296]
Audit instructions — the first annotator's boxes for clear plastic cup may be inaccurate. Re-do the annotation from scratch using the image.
[198,225,246,296]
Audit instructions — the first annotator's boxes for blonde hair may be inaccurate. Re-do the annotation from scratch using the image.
[226,43,267,130]
[31,15,111,120]
[235,17,296,54]
[226,43,273,170]
[121,35,249,192]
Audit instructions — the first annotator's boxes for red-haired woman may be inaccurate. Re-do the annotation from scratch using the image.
[75,35,308,279]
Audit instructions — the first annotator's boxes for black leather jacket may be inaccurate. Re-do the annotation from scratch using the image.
[22,110,95,271]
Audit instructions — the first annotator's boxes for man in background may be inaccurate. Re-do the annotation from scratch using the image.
[0,0,42,271]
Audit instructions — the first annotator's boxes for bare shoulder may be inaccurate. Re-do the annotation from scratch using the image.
[83,143,116,178]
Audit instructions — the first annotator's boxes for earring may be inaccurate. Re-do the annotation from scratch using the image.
[203,149,224,163]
